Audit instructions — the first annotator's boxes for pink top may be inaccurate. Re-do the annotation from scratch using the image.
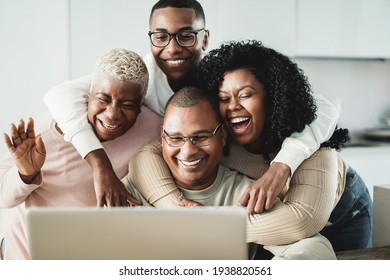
[0,106,162,259]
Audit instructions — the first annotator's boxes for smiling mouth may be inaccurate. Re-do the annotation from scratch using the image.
[99,120,120,131]
[230,117,250,130]
[179,158,202,167]
[165,59,186,66]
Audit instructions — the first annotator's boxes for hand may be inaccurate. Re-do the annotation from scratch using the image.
[238,162,290,214]
[177,198,204,207]
[4,118,46,183]
[85,149,141,207]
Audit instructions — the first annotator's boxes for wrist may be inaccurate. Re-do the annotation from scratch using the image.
[19,171,40,184]
[85,149,115,174]
[271,162,291,178]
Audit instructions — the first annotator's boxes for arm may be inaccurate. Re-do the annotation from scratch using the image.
[126,139,189,208]
[246,148,338,245]
[44,76,133,207]
[239,94,339,213]
[0,118,45,207]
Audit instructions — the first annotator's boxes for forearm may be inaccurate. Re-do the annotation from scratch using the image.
[0,163,41,208]
[127,139,183,207]
[246,148,338,245]
[44,75,102,158]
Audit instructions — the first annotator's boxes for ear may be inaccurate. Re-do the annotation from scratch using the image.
[220,123,228,147]
[201,29,209,51]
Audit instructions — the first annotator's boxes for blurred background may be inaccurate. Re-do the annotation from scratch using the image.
[1,0,390,201]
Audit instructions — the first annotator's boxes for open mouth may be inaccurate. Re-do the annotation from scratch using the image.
[230,117,250,131]
[99,120,121,132]
[165,59,186,65]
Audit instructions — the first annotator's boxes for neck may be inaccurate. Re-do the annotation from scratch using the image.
[168,73,196,92]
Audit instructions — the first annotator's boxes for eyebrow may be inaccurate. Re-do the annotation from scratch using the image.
[219,85,256,94]
[164,128,212,136]
[154,26,197,32]
[94,92,140,102]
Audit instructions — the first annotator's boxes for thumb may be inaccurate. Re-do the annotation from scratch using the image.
[35,135,46,157]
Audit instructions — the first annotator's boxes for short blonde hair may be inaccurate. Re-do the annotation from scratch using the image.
[92,48,148,98]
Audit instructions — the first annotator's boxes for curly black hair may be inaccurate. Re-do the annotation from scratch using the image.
[196,40,318,155]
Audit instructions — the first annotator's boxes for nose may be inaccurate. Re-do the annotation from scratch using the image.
[227,97,242,111]
[165,36,183,53]
[179,137,198,157]
[105,103,122,120]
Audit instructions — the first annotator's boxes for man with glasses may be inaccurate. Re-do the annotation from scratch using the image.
[121,86,337,260]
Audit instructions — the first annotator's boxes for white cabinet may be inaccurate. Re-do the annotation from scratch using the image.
[340,146,390,199]
[296,0,390,58]
[210,0,296,56]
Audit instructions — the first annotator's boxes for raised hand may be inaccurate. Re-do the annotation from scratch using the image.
[4,118,46,183]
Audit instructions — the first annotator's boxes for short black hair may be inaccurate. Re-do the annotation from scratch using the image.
[150,0,206,25]
[164,86,221,123]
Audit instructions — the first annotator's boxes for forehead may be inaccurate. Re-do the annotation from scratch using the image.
[150,7,203,31]
[163,101,217,132]
[90,75,142,99]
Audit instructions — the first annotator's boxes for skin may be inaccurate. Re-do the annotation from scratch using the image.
[218,69,267,154]
[149,7,209,91]
[87,74,142,142]
[218,69,290,213]
[162,100,227,191]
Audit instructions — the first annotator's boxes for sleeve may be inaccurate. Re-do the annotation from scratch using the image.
[0,158,42,208]
[43,75,102,158]
[126,139,184,208]
[272,94,339,175]
[246,148,338,245]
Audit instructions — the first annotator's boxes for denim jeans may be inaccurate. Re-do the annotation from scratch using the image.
[320,166,373,252]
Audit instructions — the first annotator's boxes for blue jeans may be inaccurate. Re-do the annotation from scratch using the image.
[320,167,373,252]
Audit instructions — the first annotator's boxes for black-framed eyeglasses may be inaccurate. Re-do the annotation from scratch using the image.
[148,28,206,48]
[161,123,222,147]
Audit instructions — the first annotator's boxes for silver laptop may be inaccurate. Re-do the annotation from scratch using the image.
[26,207,248,260]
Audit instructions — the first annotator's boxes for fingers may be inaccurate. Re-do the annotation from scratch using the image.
[126,194,142,206]
[6,119,34,147]
[26,117,36,138]
[238,189,250,207]
[4,133,15,153]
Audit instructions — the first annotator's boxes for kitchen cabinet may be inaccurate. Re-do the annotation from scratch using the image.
[340,146,390,199]
[296,0,390,58]
[210,0,296,56]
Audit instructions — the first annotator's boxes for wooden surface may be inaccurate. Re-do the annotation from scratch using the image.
[336,245,390,260]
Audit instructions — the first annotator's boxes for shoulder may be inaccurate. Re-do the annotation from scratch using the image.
[296,147,338,172]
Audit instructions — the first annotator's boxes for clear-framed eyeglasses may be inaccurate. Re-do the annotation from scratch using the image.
[161,123,223,147]
[148,28,206,48]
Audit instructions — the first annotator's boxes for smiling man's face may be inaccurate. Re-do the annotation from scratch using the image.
[161,99,227,190]
[149,7,208,90]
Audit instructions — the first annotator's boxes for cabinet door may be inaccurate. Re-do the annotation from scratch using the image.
[213,0,296,56]
[296,0,390,58]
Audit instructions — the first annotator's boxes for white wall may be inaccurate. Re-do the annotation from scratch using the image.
[0,0,69,158]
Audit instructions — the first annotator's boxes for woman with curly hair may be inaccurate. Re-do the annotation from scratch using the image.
[128,40,372,252]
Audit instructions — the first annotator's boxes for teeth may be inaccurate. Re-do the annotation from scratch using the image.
[180,159,202,166]
[102,122,119,130]
[231,117,249,124]
[166,59,185,65]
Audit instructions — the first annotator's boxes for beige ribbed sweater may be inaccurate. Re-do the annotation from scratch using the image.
[127,140,347,245]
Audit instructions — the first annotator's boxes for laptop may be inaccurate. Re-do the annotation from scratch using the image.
[26,207,248,260]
